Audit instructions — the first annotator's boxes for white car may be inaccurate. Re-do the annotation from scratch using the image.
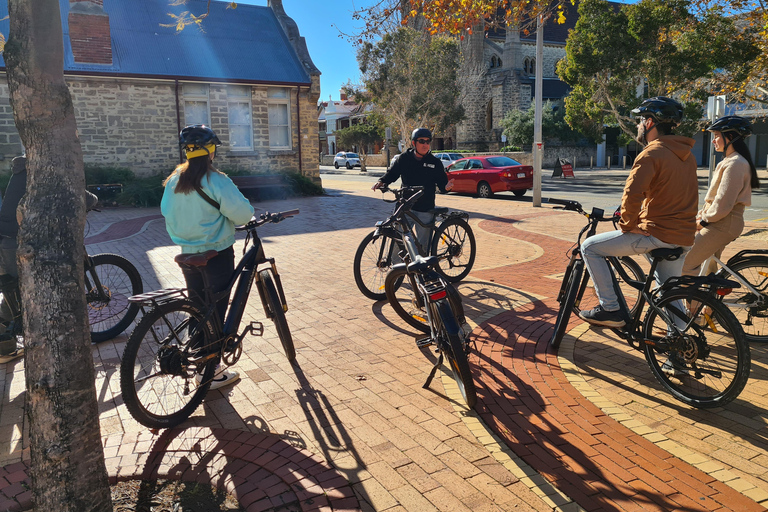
[434,152,463,165]
[334,152,361,169]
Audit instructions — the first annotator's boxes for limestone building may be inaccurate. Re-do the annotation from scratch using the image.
[454,6,578,152]
[0,0,322,183]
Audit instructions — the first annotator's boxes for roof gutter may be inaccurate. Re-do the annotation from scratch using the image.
[296,86,302,175]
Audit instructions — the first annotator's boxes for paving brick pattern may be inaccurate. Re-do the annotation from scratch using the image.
[1,174,768,511]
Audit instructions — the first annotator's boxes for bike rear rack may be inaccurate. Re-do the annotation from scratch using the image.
[128,288,189,308]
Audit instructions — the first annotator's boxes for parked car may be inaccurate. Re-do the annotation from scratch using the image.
[446,155,533,198]
[334,152,361,169]
[434,152,463,165]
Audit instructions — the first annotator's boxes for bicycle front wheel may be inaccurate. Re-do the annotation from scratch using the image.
[551,260,584,349]
[575,256,644,319]
[353,230,403,300]
[259,270,295,361]
[642,289,750,408]
[120,299,217,429]
[718,257,768,343]
[434,299,477,408]
[431,217,476,283]
[87,253,143,343]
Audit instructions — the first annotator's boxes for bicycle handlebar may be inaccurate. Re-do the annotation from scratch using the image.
[236,209,299,231]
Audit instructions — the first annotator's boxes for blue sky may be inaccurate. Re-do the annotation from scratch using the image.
[237,0,371,103]
[235,0,638,104]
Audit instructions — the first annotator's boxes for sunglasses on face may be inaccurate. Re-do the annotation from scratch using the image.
[636,117,648,125]
[415,138,431,144]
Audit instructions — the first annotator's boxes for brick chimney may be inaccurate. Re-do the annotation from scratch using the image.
[340,89,347,101]
[68,0,112,65]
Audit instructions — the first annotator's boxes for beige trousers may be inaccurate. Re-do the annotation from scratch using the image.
[682,210,744,276]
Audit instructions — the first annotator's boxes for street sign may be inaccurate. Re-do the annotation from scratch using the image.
[385,127,391,141]
[707,95,726,121]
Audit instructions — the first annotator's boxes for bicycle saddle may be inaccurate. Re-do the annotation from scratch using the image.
[649,247,684,261]
[407,255,440,273]
[174,249,219,267]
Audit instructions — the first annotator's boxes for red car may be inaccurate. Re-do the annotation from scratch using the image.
[446,155,533,198]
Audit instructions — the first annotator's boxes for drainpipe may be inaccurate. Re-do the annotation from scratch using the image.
[296,86,303,175]
[175,79,183,164]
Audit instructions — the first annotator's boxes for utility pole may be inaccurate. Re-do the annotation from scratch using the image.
[532,14,544,207]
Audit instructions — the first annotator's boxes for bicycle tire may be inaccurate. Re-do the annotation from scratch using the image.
[430,217,476,283]
[642,289,750,408]
[353,230,403,300]
[385,267,464,333]
[718,256,768,343]
[120,299,217,429]
[551,260,584,349]
[259,270,295,361]
[574,256,645,319]
[434,299,477,408]
[87,253,143,343]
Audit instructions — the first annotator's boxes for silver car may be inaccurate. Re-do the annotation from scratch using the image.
[334,152,361,169]
[434,152,463,165]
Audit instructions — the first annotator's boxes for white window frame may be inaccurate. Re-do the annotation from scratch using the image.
[267,87,292,150]
[227,85,254,151]
[182,83,211,126]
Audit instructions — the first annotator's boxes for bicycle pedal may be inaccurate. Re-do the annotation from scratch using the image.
[416,337,434,348]
[247,321,264,337]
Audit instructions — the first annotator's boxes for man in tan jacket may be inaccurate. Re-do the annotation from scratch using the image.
[578,97,699,328]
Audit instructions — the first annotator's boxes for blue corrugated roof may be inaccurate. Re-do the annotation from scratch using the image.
[0,0,311,84]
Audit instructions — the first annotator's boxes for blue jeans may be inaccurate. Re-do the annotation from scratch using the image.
[581,230,691,312]
[409,210,434,256]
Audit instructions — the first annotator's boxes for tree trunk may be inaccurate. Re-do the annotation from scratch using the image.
[4,0,112,510]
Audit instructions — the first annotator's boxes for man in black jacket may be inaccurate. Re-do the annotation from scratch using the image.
[373,128,454,254]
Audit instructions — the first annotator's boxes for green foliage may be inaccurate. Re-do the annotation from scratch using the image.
[335,123,384,171]
[558,0,757,140]
[84,163,136,185]
[500,101,588,147]
[284,172,324,196]
[116,174,165,207]
[357,27,464,144]
[499,145,522,152]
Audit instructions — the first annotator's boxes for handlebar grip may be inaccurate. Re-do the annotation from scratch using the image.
[279,209,300,218]
[548,198,582,211]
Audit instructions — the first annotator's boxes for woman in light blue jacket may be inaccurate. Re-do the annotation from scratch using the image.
[161,125,254,388]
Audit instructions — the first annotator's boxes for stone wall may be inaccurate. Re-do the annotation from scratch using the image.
[0,74,320,181]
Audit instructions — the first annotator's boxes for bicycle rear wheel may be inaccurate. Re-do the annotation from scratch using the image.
[385,267,464,333]
[431,217,476,283]
[642,289,750,408]
[551,260,584,349]
[574,256,644,318]
[259,270,295,361]
[434,299,476,408]
[353,230,403,300]
[87,253,143,343]
[120,299,217,429]
[718,257,768,343]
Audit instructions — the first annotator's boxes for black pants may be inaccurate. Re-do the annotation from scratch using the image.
[181,245,234,333]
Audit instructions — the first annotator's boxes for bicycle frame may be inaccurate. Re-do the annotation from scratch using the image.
[706,254,766,310]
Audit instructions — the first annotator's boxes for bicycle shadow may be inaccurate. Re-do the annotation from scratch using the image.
[563,319,768,487]
[467,303,698,511]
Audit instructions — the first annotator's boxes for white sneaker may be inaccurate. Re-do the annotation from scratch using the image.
[196,368,240,390]
[661,357,688,378]
[0,348,23,364]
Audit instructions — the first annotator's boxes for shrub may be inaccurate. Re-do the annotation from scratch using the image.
[116,174,165,207]
[499,145,522,152]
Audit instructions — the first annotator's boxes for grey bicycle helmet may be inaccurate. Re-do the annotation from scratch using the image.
[411,128,432,141]
[631,97,684,126]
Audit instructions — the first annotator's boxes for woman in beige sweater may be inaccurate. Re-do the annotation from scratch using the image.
[682,116,760,276]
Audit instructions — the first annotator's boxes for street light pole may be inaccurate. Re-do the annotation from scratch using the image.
[532,14,544,207]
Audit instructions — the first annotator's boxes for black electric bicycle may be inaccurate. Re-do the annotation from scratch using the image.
[549,199,750,408]
[120,210,298,429]
[0,209,143,344]
[353,187,476,300]
[379,186,476,408]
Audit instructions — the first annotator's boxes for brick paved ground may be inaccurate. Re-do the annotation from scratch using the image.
[1,174,768,511]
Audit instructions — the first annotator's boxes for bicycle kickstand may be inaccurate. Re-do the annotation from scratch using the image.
[423,352,443,389]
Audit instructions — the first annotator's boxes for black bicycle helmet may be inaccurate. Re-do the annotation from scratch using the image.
[631,96,684,126]
[179,124,222,159]
[707,115,752,138]
[411,128,432,141]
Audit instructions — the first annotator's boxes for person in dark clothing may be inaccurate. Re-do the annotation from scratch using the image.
[0,156,98,362]
[373,128,454,253]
